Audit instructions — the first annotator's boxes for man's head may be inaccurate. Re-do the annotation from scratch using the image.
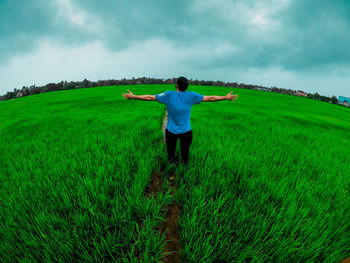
[176,76,189,91]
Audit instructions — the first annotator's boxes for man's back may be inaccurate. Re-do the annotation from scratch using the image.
[155,90,203,134]
[122,75,238,164]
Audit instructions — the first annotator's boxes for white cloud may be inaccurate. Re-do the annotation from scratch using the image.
[234,66,350,97]
[0,38,187,94]
[1,37,349,98]
[251,14,268,25]
[52,0,108,37]
[0,37,241,95]
[191,0,290,43]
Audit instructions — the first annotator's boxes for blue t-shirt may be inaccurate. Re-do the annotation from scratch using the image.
[155,90,204,134]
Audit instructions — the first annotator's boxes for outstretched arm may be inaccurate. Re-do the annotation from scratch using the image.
[203,91,238,102]
[122,90,156,101]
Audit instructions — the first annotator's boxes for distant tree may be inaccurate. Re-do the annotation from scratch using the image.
[82,79,91,88]
[0,77,345,109]
[46,83,58,92]
[331,96,338,104]
[3,91,16,100]
[314,92,321,100]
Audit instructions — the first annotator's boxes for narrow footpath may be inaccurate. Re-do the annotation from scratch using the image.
[146,110,181,262]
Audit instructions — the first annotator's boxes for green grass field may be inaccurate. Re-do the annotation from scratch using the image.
[1,84,349,262]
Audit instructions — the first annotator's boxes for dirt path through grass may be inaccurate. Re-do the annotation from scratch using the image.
[143,109,181,262]
[160,109,181,262]
[158,185,180,262]
[145,170,180,262]
[145,171,163,197]
[146,110,181,262]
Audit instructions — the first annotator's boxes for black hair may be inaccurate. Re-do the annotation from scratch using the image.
[176,76,189,91]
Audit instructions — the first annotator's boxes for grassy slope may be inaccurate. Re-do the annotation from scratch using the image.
[176,86,350,262]
[1,84,349,262]
[0,85,172,262]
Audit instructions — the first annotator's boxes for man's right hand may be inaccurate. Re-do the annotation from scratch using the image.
[226,91,238,102]
[122,90,134,99]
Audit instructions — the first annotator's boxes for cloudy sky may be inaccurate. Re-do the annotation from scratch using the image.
[1,0,350,97]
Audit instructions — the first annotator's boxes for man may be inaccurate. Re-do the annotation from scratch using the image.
[122,76,238,165]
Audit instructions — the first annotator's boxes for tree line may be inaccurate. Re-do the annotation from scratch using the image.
[0,77,341,106]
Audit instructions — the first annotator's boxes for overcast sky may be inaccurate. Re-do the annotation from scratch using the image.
[1,0,350,97]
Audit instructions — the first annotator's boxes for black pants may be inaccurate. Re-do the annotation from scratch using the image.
[165,129,193,164]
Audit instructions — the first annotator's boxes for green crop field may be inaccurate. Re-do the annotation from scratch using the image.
[0,84,349,263]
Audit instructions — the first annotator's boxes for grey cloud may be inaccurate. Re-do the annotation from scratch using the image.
[0,0,104,63]
[73,0,195,50]
[0,0,52,62]
[1,0,350,72]
[272,0,350,70]
[180,0,350,71]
